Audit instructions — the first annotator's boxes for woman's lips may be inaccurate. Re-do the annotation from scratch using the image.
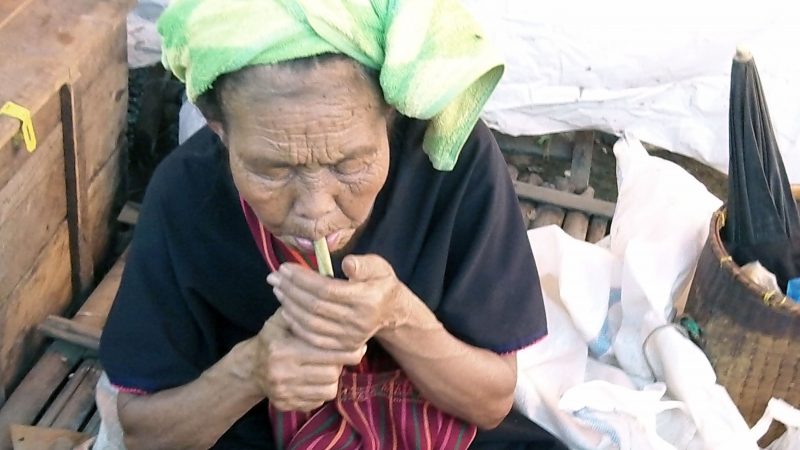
[292,231,342,253]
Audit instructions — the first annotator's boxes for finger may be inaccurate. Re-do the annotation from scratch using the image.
[342,254,394,282]
[293,364,344,385]
[281,309,364,351]
[273,281,352,322]
[292,338,367,366]
[270,383,340,410]
[272,264,360,305]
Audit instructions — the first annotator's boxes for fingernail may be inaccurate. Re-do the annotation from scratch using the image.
[266,273,280,286]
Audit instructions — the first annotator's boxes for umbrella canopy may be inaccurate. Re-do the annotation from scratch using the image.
[725,47,800,289]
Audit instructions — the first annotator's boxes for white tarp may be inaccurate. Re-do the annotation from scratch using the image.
[128,0,800,181]
[462,0,800,182]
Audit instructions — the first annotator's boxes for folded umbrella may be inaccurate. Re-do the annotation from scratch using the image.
[725,47,800,289]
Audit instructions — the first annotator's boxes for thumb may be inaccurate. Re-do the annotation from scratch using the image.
[342,254,394,281]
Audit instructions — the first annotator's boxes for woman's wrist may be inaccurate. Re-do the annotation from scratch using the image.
[206,338,266,402]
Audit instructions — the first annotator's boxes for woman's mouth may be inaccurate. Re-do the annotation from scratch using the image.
[292,231,342,253]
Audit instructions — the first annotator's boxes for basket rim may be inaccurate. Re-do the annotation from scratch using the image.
[708,207,800,316]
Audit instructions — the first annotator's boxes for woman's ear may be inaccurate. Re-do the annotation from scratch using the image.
[207,120,227,143]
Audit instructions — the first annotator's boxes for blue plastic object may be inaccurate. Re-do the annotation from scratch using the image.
[786,277,800,302]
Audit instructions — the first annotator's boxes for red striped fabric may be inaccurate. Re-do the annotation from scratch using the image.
[240,199,477,449]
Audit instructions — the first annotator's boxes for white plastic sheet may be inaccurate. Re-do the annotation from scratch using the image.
[513,136,766,449]
[462,0,800,182]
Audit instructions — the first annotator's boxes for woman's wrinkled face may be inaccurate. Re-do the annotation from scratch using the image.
[220,60,391,254]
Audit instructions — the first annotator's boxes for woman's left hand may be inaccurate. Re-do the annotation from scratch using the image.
[267,254,412,351]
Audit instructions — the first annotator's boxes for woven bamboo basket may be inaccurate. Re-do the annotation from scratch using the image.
[685,204,800,444]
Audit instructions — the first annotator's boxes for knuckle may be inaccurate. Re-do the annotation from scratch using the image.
[323,384,339,400]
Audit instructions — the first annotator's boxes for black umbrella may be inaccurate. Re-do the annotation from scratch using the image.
[725,47,800,290]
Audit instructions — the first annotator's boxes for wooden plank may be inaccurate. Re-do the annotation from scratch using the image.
[519,201,537,229]
[0,220,72,391]
[37,316,100,352]
[50,360,101,431]
[73,250,127,331]
[514,181,616,218]
[0,341,85,450]
[532,205,566,229]
[587,216,610,244]
[81,409,100,437]
[73,20,128,181]
[0,127,66,301]
[570,130,593,194]
[10,425,90,450]
[493,131,573,160]
[86,147,122,265]
[563,187,595,241]
[0,93,61,191]
[36,360,94,428]
[60,85,94,298]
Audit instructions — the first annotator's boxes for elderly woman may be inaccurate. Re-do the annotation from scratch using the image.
[98,0,562,449]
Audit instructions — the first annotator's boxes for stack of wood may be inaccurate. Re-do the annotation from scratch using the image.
[502,131,615,243]
[0,0,132,407]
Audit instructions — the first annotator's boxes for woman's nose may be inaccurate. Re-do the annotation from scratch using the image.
[294,179,337,221]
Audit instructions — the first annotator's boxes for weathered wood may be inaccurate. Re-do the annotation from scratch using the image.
[74,20,127,181]
[36,361,94,428]
[0,127,66,302]
[73,250,127,331]
[61,85,94,298]
[82,409,101,436]
[10,425,90,450]
[587,216,610,244]
[514,181,616,218]
[86,148,122,265]
[506,164,519,182]
[519,201,537,228]
[0,341,85,450]
[37,316,100,352]
[570,130,594,194]
[563,187,595,241]
[0,221,72,391]
[493,132,573,160]
[48,360,102,431]
[117,202,141,226]
[0,94,61,191]
[531,205,566,229]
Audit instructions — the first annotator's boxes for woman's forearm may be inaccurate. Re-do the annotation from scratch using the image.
[118,339,264,450]
[375,288,517,429]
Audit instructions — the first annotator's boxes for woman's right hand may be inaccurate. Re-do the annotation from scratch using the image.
[252,309,366,412]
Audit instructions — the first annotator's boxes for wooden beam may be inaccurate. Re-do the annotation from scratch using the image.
[61,85,94,299]
[72,248,127,331]
[37,316,100,352]
[0,341,85,450]
[49,360,101,431]
[493,131,573,160]
[570,130,593,193]
[514,181,616,218]
[587,217,610,244]
[563,187,595,240]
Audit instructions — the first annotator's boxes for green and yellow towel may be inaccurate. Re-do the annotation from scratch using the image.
[158,0,504,171]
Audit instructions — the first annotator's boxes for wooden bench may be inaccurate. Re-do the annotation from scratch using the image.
[504,130,615,242]
[0,252,126,450]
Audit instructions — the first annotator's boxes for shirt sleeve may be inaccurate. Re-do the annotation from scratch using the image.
[99,159,216,393]
[436,122,548,354]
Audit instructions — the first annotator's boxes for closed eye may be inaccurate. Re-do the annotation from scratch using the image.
[334,158,368,175]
